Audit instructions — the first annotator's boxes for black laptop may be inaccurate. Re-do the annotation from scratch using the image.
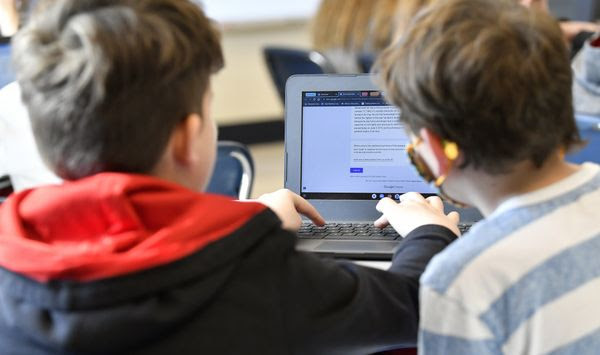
[284,74,482,260]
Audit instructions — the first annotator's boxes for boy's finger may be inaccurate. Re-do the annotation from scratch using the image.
[425,195,444,212]
[447,211,460,224]
[400,192,425,203]
[376,197,397,214]
[374,215,389,229]
[292,195,326,226]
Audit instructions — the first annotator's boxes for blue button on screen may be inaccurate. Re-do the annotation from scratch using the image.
[350,168,363,173]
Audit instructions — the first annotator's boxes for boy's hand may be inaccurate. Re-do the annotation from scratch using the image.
[374,193,460,237]
[257,189,325,232]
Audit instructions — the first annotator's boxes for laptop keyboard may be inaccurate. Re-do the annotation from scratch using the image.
[458,224,471,234]
[298,223,471,240]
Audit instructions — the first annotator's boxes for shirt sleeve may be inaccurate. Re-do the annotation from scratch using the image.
[279,225,458,354]
[389,224,458,279]
[419,285,499,354]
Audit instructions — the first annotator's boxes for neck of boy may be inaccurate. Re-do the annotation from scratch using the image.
[458,151,581,217]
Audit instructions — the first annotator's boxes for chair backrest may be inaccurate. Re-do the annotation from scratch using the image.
[0,41,15,89]
[566,114,600,164]
[0,175,14,204]
[358,53,376,73]
[206,141,254,200]
[263,46,334,102]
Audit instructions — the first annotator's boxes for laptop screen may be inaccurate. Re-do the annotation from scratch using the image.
[300,90,435,200]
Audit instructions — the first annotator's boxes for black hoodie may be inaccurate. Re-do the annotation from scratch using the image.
[0,174,457,354]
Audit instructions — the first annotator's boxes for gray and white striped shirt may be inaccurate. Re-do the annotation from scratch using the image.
[419,163,600,355]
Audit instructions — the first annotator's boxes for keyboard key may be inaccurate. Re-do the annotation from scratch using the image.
[297,232,324,239]
[299,223,403,240]
[458,224,471,234]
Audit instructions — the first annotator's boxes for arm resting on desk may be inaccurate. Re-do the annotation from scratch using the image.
[280,225,457,354]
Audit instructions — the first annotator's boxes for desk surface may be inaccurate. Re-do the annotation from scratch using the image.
[353,260,391,270]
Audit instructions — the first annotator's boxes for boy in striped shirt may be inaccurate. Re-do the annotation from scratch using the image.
[375,0,600,353]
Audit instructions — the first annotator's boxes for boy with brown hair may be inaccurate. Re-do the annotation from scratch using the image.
[376,0,600,353]
[0,0,456,353]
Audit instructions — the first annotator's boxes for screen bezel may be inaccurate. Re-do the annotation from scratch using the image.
[298,88,436,200]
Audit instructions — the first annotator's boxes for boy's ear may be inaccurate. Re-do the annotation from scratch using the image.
[419,127,454,177]
[171,113,202,166]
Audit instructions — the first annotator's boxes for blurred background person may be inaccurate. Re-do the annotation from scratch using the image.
[312,0,389,73]
[0,0,61,192]
[0,0,18,37]
[572,32,600,116]
[0,0,19,87]
[0,0,35,87]
[311,0,436,73]
[393,0,436,40]
[520,0,600,56]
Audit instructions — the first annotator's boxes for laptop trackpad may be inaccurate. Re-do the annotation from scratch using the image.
[315,241,398,253]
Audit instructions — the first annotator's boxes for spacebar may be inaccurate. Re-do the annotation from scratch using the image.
[325,234,369,240]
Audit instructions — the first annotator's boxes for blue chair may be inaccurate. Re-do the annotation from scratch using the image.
[358,53,377,73]
[566,114,600,164]
[0,40,15,89]
[263,46,334,102]
[0,175,13,204]
[0,141,254,202]
[207,141,255,200]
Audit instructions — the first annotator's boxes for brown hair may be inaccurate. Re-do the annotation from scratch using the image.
[312,0,372,52]
[393,0,435,40]
[312,0,400,53]
[13,0,224,179]
[377,0,581,173]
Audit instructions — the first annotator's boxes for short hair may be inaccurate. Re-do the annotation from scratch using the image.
[377,0,581,173]
[13,0,224,179]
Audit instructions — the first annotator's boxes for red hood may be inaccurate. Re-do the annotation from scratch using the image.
[0,173,267,282]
